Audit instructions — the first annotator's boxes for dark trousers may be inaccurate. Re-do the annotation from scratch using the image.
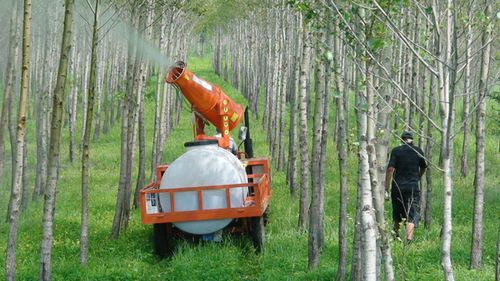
[391,187,420,227]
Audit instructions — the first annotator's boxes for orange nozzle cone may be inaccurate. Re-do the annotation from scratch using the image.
[166,61,243,133]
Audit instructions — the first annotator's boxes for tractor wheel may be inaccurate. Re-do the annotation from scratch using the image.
[263,207,270,226]
[250,216,265,253]
[153,223,175,258]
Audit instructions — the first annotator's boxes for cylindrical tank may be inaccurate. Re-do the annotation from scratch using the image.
[159,140,248,235]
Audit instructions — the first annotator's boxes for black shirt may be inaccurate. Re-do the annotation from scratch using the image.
[388,143,427,191]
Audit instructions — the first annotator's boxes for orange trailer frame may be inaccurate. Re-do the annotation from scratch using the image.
[139,158,271,225]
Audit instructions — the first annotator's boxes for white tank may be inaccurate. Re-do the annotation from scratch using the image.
[159,140,248,235]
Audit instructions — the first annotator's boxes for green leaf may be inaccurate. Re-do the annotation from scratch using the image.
[425,6,433,14]
[342,10,351,22]
[325,51,334,62]
[368,38,384,51]
[331,90,341,98]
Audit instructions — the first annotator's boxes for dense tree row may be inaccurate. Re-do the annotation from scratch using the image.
[207,0,496,280]
[0,0,198,279]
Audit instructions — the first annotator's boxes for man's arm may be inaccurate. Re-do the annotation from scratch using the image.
[419,167,426,179]
[386,148,397,196]
[386,167,395,192]
[417,147,427,179]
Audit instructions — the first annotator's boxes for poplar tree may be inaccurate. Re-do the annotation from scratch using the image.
[5,0,31,279]
[297,21,311,231]
[0,0,18,183]
[40,0,74,279]
[80,0,99,266]
[470,0,492,269]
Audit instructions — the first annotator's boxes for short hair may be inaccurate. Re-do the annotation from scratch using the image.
[401,131,413,140]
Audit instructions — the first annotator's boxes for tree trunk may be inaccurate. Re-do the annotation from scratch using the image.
[372,32,396,281]
[277,22,288,171]
[102,47,111,135]
[424,67,436,229]
[298,23,311,231]
[112,3,140,238]
[0,0,19,184]
[8,38,19,198]
[334,22,348,281]
[437,0,457,279]
[317,27,331,252]
[152,68,162,177]
[80,0,99,265]
[308,27,326,269]
[350,65,362,281]
[33,78,48,200]
[20,132,29,209]
[40,0,74,279]
[80,52,90,151]
[460,8,473,178]
[418,19,431,218]
[440,108,454,281]
[5,0,31,279]
[68,39,79,164]
[151,11,167,178]
[112,92,130,238]
[32,7,52,201]
[92,45,104,142]
[359,59,377,281]
[402,10,411,129]
[213,28,221,76]
[367,66,394,281]
[133,69,146,208]
[470,1,491,269]
[286,15,301,197]
[268,11,280,160]
[407,9,419,129]
[350,186,362,281]
[262,15,272,131]
[134,0,154,208]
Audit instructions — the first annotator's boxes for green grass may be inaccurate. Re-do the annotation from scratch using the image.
[0,56,499,280]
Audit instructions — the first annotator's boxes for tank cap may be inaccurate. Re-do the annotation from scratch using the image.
[184,140,218,147]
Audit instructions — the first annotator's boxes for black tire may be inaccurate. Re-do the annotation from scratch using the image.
[153,223,175,258]
[263,207,270,226]
[250,216,265,253]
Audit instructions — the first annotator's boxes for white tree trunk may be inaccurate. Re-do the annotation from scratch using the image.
[470,0,491,269]
[308,26,326,269]
[5,1,31,279]
[297,22,311,230]
[358,65,377,281]
[334,21,349,281]
[0,0,19,183]
[40,0,74,278]
[437,0,456,279]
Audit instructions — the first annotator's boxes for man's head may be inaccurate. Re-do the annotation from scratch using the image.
[401,131,413,143]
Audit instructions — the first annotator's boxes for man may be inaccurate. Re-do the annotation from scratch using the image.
[385,131,427,242]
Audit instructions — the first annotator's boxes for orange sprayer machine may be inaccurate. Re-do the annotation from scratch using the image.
[139,61,271,257]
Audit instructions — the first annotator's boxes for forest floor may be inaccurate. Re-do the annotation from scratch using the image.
[0,57,499,280]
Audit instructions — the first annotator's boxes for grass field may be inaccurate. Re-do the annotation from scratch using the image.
[0,56,498,280]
